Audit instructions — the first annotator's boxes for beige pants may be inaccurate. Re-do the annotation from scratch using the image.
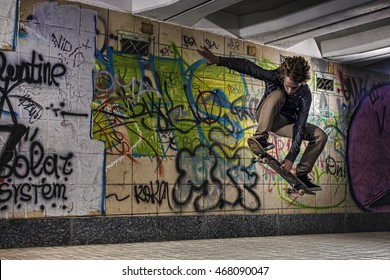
[254,90,328,176]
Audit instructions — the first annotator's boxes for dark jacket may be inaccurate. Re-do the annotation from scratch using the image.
[218,57,312,163]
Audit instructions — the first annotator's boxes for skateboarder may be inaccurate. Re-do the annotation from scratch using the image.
[197,47,327,191]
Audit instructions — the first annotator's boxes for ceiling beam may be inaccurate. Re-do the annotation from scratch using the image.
[132,0,179,13]
[245,2,390,48]
[238,0,375,38]
[67,0,132,12]
[194,10,240,38]
[320,24,390,58]
[327,46,390,63]
[134,0,244,26]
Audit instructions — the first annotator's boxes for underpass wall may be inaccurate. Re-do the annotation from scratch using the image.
[0,0,389,248]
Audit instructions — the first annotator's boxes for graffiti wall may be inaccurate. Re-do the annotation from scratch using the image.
[0,1,104,218]
[0,0,389,218]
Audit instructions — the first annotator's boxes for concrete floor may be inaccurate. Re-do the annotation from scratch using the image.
[1,231,390,260]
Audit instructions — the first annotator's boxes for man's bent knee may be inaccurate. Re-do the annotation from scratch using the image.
[316,128,328,147]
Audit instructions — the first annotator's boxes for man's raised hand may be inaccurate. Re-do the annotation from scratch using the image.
[197,46,219,65]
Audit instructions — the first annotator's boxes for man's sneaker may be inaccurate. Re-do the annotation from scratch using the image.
[247,136,275,155]
[297,174,322,191]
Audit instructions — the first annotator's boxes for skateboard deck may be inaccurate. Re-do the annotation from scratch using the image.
[248,138,315,196]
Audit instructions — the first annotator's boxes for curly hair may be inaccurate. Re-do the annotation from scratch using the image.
[279,56,311,83]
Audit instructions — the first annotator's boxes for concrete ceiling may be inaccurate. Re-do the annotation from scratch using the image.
[70,0,390,75]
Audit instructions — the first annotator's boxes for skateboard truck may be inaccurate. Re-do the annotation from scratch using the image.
[250,145,315,196]
[287,184,306,196]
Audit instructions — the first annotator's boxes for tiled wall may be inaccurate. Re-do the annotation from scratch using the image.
[0,0,389,219]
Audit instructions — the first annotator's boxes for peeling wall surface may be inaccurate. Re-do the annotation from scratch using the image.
[0,0,18,50]
[1,0,389,221]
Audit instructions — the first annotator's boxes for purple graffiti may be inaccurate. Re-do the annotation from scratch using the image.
[347,82,390,212]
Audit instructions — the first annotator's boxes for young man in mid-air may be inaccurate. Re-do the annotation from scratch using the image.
[197,47,327,191]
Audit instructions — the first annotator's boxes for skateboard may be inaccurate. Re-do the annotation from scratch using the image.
[248,138,315,196]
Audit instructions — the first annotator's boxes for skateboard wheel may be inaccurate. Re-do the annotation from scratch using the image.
[262,157,268,164]
[298,189,305,196]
